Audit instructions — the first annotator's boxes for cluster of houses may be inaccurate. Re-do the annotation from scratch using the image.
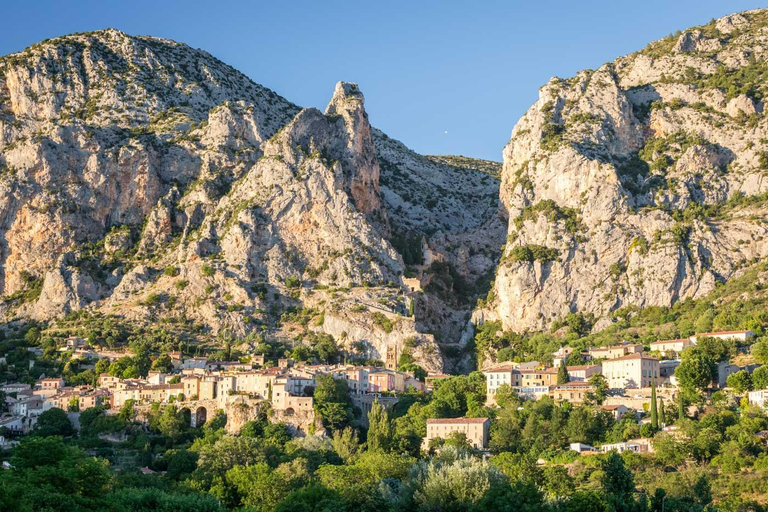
[431,329,766,452]
[2,329,767,455]
[0,353,428,436]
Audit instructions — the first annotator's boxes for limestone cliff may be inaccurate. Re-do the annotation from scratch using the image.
[0,30,503,372]
[481,9,768,335]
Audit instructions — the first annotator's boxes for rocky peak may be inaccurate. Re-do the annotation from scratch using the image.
[324,81,381,217]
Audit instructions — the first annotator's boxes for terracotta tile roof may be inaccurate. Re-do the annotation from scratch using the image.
[427,417,489,425]
[650,338,689,345]
[697,330,752,336]
[606,353,658,362]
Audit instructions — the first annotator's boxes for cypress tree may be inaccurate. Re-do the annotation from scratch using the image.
[557,364,570,385]
[678,393,685,422]
[650,380,658,429]
[658,397,665,427]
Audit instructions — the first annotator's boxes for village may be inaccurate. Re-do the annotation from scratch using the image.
[1,328,766,455]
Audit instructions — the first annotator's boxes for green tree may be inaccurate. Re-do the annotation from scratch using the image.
[753,365,768,389]
[726,370,753,393]
[152,353,174,373]
[658,397,666,426]
[557,364,569,385]
[676,349,716,392]
[752,341,768,364]
[588,374,608,405]
[110,488,224,512]
[33,407,74,437]
[366,399,392,452]
[332,427,360,462]
[601,452,636,510]
[274,484,346,512]
[678,394,686,423]
[313,374,352,430]
[650,380,658,429]
[156,405,186,443]
[228,462,291,511]
[67,396,80,412]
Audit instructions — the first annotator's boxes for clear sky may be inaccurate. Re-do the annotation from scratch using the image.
[0,1,764,161]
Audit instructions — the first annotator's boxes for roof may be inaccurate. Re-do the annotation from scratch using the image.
[590,343,641,352]
[650,338,689,345]
[604,353,659,362]
[483,363,516,373]
[602,404,629,411]
[566,365,600,371]
[697,330,752,336]
[427,417,489,425]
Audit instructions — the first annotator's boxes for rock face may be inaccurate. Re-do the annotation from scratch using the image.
[481,8,768,334]
[0,30,504,372]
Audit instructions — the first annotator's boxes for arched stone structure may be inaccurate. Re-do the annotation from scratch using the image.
[192,406,208,427]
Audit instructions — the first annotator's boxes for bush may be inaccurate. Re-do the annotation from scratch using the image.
[163,266,179,277]
[284,276,301,289]
[201,264,214,277]
[371,312,394,333]
[509,244,559,263]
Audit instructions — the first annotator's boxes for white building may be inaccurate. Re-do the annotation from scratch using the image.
[748,389,768,409]
[691,330,754,343]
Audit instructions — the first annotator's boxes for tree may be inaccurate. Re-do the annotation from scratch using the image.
[445,431,473,450]
[676,349,716,392]
[557,364,569,385]
[152,353,174,373]
[678,394,686,423]
[119,399,137,423]
[313,374,352,430]
[274,484,346,512]
[650,380,658,429]
[110,488,224,512]
[601,452,636,510]
[156,405,186,443]
[33,407,74,437]
[658,397,666,426]
[367,400,392,452]
[332,427,360,462]
[753,365,768,389]
[588,374,608,405]
[228,463,291,511]
[752,341,768,364]
[67,396,80,412]
[726,370,753,393]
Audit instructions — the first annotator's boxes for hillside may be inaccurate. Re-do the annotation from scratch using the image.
[477,9,768,342]
[0,30,504,372]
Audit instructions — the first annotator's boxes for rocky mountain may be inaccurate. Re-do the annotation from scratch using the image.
[0,29,504,372]
[477,9,768,343]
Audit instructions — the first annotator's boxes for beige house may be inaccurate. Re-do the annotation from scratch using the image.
[602,353,659,389]
[587,343,642,361]
[649,338,692,357]
[550,381,595,404]
[424,417,490,449]
[484,363,517,405]
[566,364,602,382]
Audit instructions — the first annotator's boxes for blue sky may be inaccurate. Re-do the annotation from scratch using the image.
[0,1,764,160]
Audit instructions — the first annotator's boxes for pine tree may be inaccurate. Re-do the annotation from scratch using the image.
[367,399,392,452]
[557,364,570,385]
[650,380,658,429]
